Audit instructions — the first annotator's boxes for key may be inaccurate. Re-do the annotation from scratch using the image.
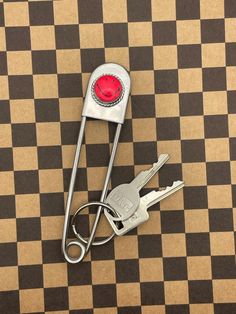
[105,154,169,222]
[106,180,184,236]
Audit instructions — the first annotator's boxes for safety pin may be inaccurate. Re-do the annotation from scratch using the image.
[62,63,131,263]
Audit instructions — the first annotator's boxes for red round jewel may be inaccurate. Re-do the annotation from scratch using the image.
[94,75,123,104]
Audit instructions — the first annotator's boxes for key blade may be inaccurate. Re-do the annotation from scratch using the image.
[141,180,184,209]
[131,154,169,191]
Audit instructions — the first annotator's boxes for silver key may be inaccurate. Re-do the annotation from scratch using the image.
[106,180,184,236]
[105,154,169,222]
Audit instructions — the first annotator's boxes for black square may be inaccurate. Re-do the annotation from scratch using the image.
[6,27,31,51]
[186,233,210,256]
[32,50,57,74]
[176,0,200,20]
[0,100,10,123]
[206,162,231,185]
[12,123,36,147]
[63,168,87,192]
[153,22,177,45]
[115,259,140,283]
[227,91,236,113]
[61,121,80,145]
[42,240,64,263]
[178,45,201,68]
[209,208,233,232]
[44,287,69,312]
[19,265,43,289]
[71,311,93,314]
[93,284,117,308]
[68,261,92,285]
[104,23,128,47]
[55,25,80,49]
[58,74,83,98]
[111,166,134,188]
[232,185,236,207]
[38,146,62,169]
[203,68,226,91]
[0,4,4,27]
[9,75,34,99]
[181,140,205,162]
[138,234,162,258]
[140,282,164,305]
[226,43,236,66]
[81,48,105,73]
[91,239,115,260]
[189,280,213,303]
[35,99,60,122]
[155,70,179,93]
[40,192,64,216]
[159,163,182,188]
[118,307,141,314]
[130,47,153,71]
[14,170,39,194]
[127,0,151,22]
[86,144,110,167]
[0,195,15,219]
[134,142,157,165]
[166,305,189,314]
[29,2,54,25]
[179,93,203,116]
[0,291,19,314]
[157,117,180,140]
[109,119,133,143]
[184,186,208,209]
[0,148,13,171]
[131,95,155,118]
[212,256,236,279]
[17,217,41,241]
[204,115,228,138]
[78,0,103,23]
[230,138,236,160]
[0,52,7,75]
[0,243,17,266]
[214,304,236,314]
[201,19,225,43]
[225,0,236,18]
[161,211,185,234]
[163,257,187,281]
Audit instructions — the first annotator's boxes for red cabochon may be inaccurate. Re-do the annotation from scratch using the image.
[94,75,123,104]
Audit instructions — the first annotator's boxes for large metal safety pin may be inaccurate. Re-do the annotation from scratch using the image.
[62,63,131,263]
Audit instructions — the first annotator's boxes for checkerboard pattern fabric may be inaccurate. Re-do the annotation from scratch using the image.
[0,0,236,313]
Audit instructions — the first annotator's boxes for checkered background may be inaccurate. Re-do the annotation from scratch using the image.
[0,0,236,313]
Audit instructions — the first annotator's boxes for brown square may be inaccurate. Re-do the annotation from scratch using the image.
[128,22,152,47]
[89,213,111,238]
[94,309,117,314]
[210,231,235,255]
[185,209,209,233]
[134,164,159,189]
[39,169,63,193]
[142,306,165,314]
[187,256,212,280]
[20,289,44,313]
[0,76,9,100]
[33,75,58,99]
[205,138,230,161]
[114,143,134,166]
[13,147,38,171]
[131,71,154,95]
[227,66,236,90]
[85,120,109,144]
[62,144,86,168]
[228,114,236,137]
[202,44,225,68]
[231,161,236,184]
[10,100,35,123]
[68,286,93,310]
[190,304,214,314]
[103,0,127,22]
[87,167,108,191]
[178,69,202,93]
[7,51,32,75]
[30,26,56,50]
[0,27,6,51]
[53,0,79,25]
[213,279,236,303]
[4,3,29,26]
[180,116,204,139]
[152,0,176,21]
[114,235,139,259]
[91,260,116,284]
[153,46,177,70]
[157,140,181,164]
[16,194,40,218]
[164,281,189,304]
[225,18,236,42]
[68,191,88,215]
[41,216,64,240]
[59,98,83,122]
[105,47,130,70]
[156,94,179,117]
[160,187,184,210]
[133,118,157,142]
[36,122,61,146]
[138,212,161,235]
[79,24,104,48]
[43,263,68,287]
[0,266,18,291]
[18,241,42,265]
[177,20,201,44]
[0,124,12,148]
[162,234,186,257]
[139,258,163,282]
[117,283,141,306]
[0,171,14,196]
[0,218,16,243]
[56,49,81,74]
[182,163,207,186]
[203,91,227,115]
[200,0,224,19]
[208,185,232,208]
